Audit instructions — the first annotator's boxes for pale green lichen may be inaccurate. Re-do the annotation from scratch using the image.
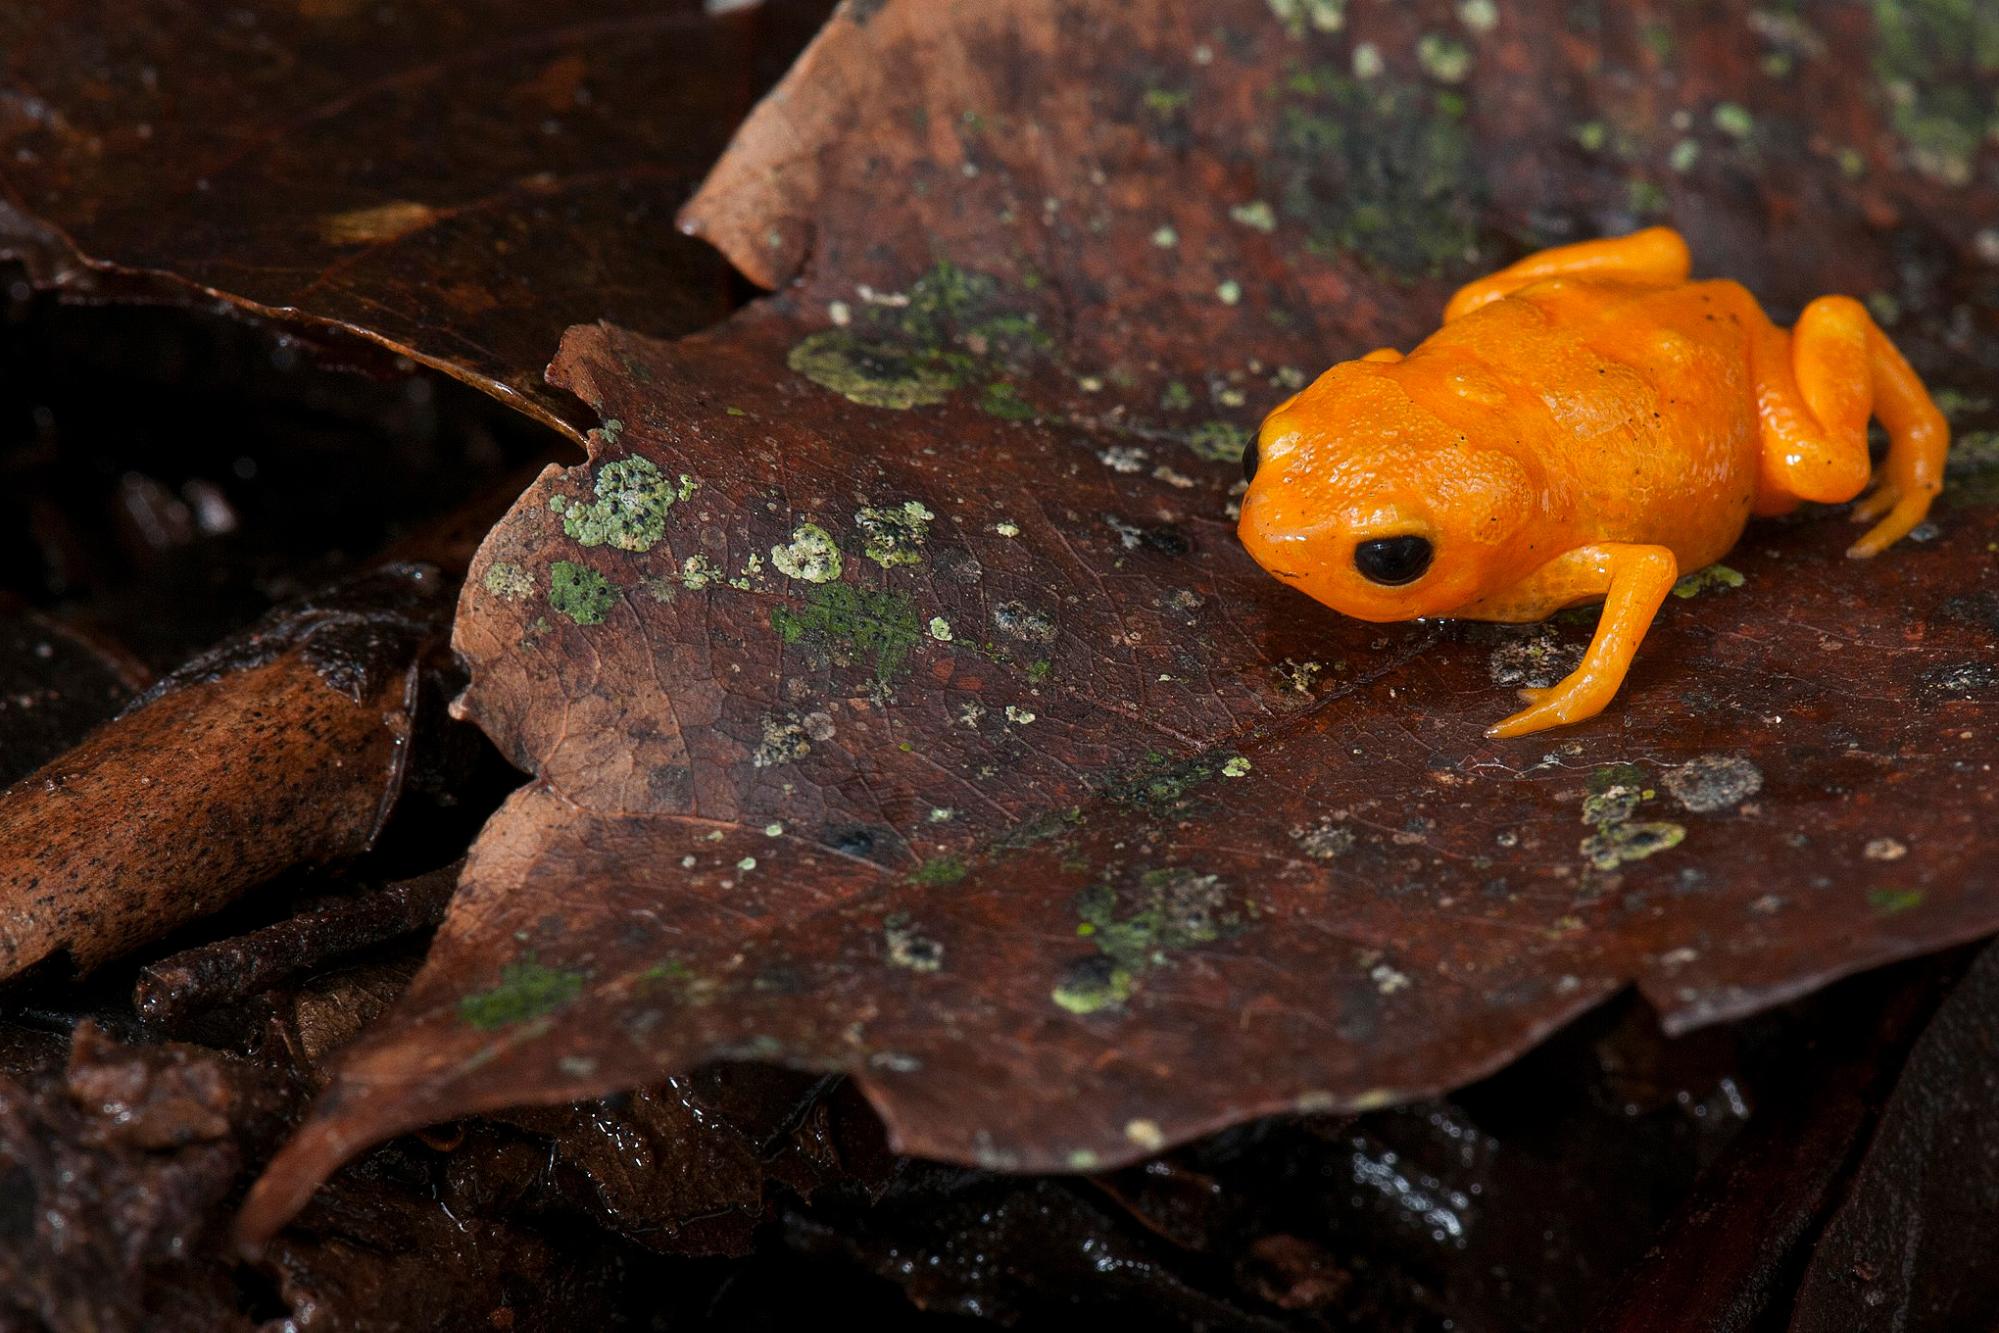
[1672,563,1746,598]
[1267,0,1346,38]
[770,522,844,583]
[680,555,724,591]
[928,616,954,641]
[1229,200,1278,232]
[550,456,678,552]
[548,560,617,625]
[483,562,534,602]
[1417,33,1473,83]
[787,331,961,409]
[855,500,935,568]
[1578,764,1686,870]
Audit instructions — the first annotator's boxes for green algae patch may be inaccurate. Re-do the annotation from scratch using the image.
[549,456,679,552]
[979,381,1037,420]
[1868,886,1926,915]
[1672,563,1746,599]
[459,961,586,1030]
[770,522,845,583]
[1054,868,1246,1014]
[772,583,923,689]
[1945,430,1999,504]
[856,500,935,567]
[548,561,617,625]
[1273,67,1480,275]
[1870,0,1999,186]
[787,260,1053,411]
[1104,751,1228,816]
[910,854,967,887]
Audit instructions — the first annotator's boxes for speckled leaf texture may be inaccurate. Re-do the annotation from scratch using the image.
[243,0,1999,1242]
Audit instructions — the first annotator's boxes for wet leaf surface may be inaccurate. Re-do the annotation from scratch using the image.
[243,0,1999,1240]
[0,0,831,439]
[1790,938,1999,1332]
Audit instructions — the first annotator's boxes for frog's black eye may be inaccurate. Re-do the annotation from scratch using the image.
[1354,535,1433,585]
[1241,434,1259,484]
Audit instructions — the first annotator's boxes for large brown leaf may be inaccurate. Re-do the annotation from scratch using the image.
[242,0,1999,1243]
[0,0,809,439]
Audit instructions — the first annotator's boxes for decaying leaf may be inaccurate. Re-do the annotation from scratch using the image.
[0,0,819,438]
[242,0,1998,1245]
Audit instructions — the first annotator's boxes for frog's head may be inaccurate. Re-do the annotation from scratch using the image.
[1237,360,1541,622]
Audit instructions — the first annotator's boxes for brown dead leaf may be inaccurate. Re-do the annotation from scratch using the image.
[242,0,1999,1245]
[0,0,825,439]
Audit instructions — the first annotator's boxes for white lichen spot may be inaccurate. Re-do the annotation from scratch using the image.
[1124,1118,1166,1151]
[1151,224,1180,248]
[928,807,956,823]
[1152,465,1196,488]
[1222,756,1252,778]
[764,821,785,837]
[737,856,758,872]
[680,854,698,868]
[993,519,1021,537]
[1004,705,1037,725]
[1216,279,1244,305]
[1098,445,1147,473]
[771,522,844,583]
[1370,963,1410,994]
[828,299,852,326]
[1352,41,1385,78]
[928,616,954,642]
[1864,837,1908,861]
[1669,138,1700,173]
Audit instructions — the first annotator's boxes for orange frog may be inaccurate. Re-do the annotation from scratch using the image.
[1237,226,1950,738]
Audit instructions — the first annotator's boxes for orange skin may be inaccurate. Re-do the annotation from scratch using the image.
[1238,227,1950,738]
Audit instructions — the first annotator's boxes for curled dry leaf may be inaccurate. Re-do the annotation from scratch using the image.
[0,563,452,979]
[243,0,1999,1245]
[0,0,794,438]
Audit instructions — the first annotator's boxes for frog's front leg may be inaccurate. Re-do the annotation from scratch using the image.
[1473,544,1680,739]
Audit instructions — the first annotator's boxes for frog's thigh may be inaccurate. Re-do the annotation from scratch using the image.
[1444,227,1692,322]
[1752,299,1874,509]
[1485,544,1679,739]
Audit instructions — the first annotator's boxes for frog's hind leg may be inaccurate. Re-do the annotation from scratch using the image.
[1753,295,1949,557]
[1444,227,1691,322]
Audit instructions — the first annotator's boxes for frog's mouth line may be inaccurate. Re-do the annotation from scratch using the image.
[1266,568,1305,580]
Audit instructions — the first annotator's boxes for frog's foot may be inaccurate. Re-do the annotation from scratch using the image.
[1480,543,1678,741]
[1486,675,1617,738]
[1846,482,1931,559]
